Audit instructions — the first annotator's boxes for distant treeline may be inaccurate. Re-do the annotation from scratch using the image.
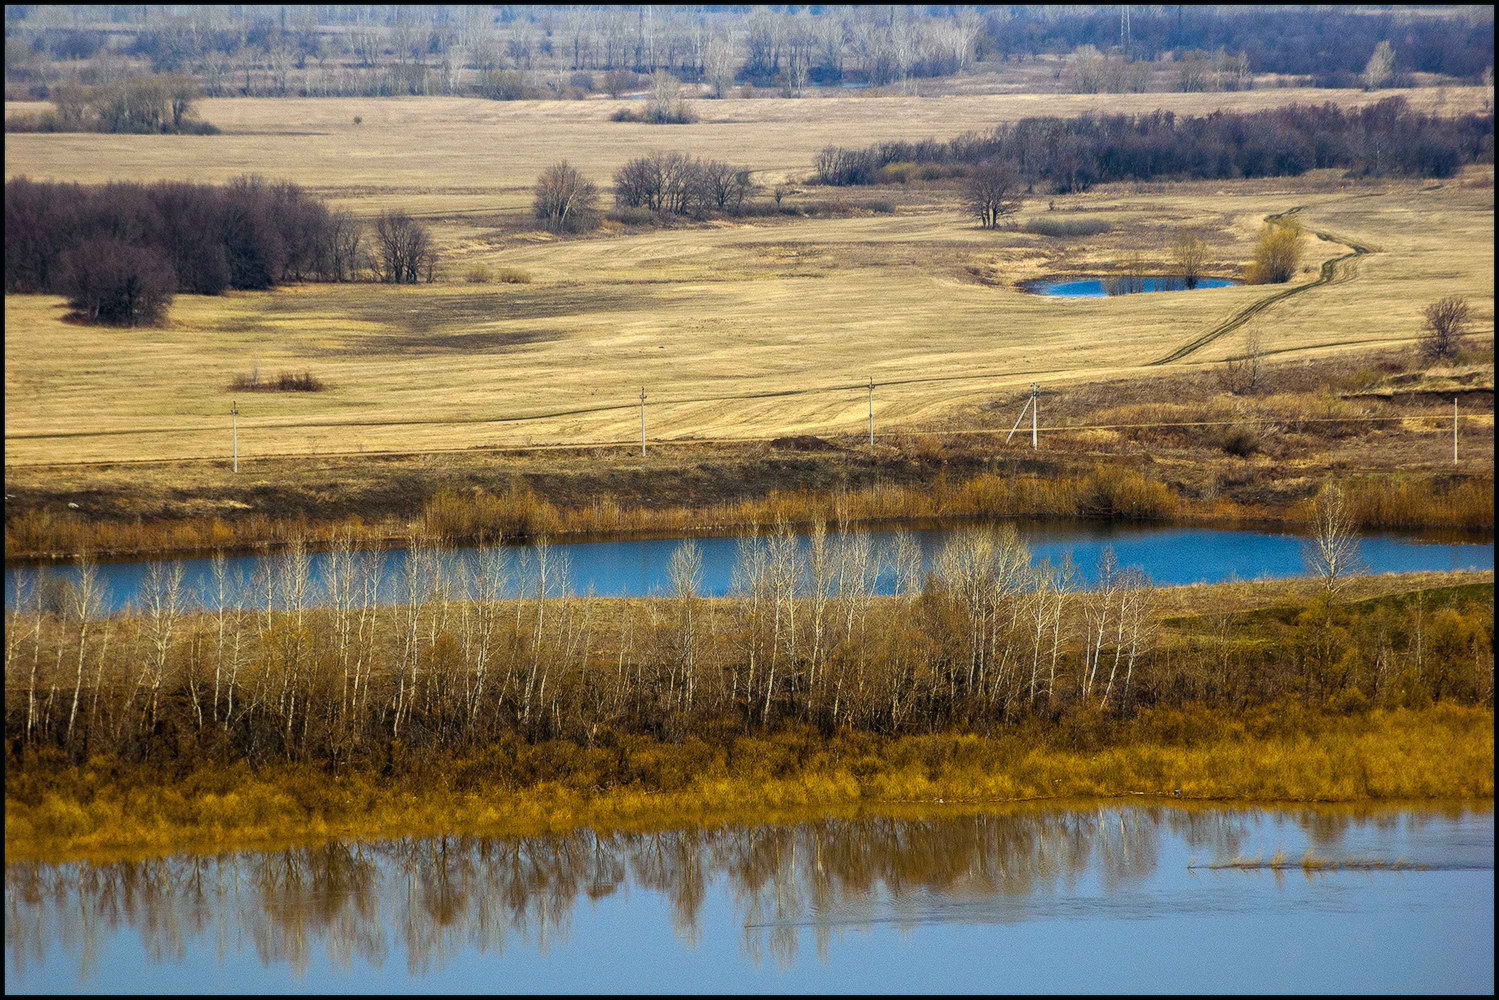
[814,99,1496,193]
[4,6,1489,103]
[984,6,1494,84]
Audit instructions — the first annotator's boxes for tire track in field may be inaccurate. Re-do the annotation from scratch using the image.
[1145,205,1379,367]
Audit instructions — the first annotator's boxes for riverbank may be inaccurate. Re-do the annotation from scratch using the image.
[5,703,1492,863]
[5,462,1493,566]
[5,348,1492,563]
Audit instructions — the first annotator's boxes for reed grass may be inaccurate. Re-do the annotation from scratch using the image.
[7,465,1489,563]
[5,704,1490,863]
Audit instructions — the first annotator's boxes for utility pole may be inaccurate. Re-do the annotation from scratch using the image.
[1454,396,1459,465]
[1031,383,1039,449]
[639,387,647,457]
[868,377,875,447]
[230,399,238,473]
[1007,384,1041,448]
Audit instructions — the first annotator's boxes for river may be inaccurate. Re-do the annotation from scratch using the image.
[4,804,1491,993]
[4,519,1492,614]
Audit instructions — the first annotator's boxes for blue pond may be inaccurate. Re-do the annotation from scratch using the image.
[1029,275,1241,297]
[5,519,1491,614]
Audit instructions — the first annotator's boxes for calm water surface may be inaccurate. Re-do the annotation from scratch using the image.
[4,520,1492,614]
[4,804,1492,993]
[1029,276,1241,297]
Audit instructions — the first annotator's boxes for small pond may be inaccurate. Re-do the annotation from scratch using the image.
[1027,275,1242,297]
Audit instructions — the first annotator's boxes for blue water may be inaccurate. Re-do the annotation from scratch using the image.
[5,805,1492,993]
[1029,275,1241,297]
[4,520,1492,614]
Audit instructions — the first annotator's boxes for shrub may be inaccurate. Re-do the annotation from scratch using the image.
[465,264,493,284]
[1218,424,1261,457]
[1024,217,1112,237]
[229,371,327,392]
[494,268,532,284]
[1244,219,1303,284]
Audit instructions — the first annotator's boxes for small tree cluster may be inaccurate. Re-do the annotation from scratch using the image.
[609,70,698,124]
[613,152,753,217]
[532,161,600,234]
[60,238,175,326]
[5,176,367,322]
[371,211,438,283]
[5,75,215,134]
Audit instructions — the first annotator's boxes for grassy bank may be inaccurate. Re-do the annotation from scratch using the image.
[5,462,1492,563]
[5,703,1491,863]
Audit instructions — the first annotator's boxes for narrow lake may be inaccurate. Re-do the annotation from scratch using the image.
[5,804,1492,993]
[1026,275,1241,297]
[4,520,1492,614]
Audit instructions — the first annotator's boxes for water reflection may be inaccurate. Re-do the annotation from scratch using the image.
[7,803,1489,988]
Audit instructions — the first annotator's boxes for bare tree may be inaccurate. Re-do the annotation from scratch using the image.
[1420,295,1470,361]
[704,34,736,98]
[1364,40,1396,90]
[533,161,600,233]
[963,161,1022,229]
[372,210,435,284]
[64,553,102,747]
[1174,229,1208,289]
[1303,484,1363,598]
[1220,327,1268,395]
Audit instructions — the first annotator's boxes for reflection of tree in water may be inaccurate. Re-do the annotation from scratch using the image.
[9,806,1425,982]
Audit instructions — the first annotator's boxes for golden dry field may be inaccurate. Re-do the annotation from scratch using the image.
[3,91,1494,470]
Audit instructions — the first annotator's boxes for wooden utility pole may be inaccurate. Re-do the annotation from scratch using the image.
[230,400,238,473]
[868,377,875,447]
[639,387,647,457]
[1454,396,1459,465]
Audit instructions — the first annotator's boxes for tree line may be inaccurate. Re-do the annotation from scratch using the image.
[5,176,436,324]
[6,510,1489,768]
[8,6,1487,103]
[983,6,1493,85]
[814,99,1495,194]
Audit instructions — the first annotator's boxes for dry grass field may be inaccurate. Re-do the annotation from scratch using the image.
[3,91,1493,482]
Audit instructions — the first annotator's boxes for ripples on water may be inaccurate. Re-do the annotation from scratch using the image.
[5,804,1493,993]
